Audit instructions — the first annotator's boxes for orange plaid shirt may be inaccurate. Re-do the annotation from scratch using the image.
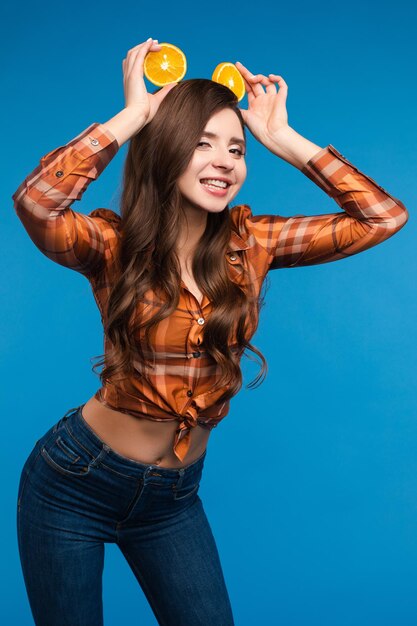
[12,122,409,462]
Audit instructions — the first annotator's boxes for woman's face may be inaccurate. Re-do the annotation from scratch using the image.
[177,108,247,215]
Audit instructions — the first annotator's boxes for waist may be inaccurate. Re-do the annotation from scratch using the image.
[82,395,212,467]
[58,405,207,474]
[95,380,228,427]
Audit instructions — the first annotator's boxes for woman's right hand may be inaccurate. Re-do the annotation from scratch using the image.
[122,39,179,128]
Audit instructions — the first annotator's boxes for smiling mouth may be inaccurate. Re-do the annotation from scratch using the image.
[199,179,231,190]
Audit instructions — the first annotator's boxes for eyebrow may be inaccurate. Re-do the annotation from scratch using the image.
[201,131,246,148]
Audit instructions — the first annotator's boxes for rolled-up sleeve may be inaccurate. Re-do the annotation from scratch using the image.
[12,122,121,277]
[237,145,409,270]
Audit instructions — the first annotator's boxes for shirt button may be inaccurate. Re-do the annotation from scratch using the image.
[90,138,99,146]
[187,390,193,397]
[55,170,64,177]
[197,317,205,325]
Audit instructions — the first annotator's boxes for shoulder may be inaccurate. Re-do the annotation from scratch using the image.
[86,209,122,267]
[229,203,253,224]
[229,203,286,238]
[229,204,254,236]
[229,203,292,259]
[88,208,122,230]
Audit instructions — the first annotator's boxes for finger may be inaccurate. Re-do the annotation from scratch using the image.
[268,74,288,93]
[265,82,277,95]
[249,75,268,97]
[238,107,248,124]
[240,72,252,92]
[127,38,159,56]
[257,75,277,95]
[126,39,160,65]
[235,61,256,79]
[125,40,160,76]
[236,62,269,97]
[241,75,257,105]
[235,62,264,87]
[241,70,265,97]
[125,42,150,76]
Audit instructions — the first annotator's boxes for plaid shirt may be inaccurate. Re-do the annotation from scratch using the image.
[12,122,409,462]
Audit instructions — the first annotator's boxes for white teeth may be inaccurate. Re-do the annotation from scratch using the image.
[200,178,228,189]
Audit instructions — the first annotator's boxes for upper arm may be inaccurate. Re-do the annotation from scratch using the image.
[237,144,408,271]
[244,209,385,269]
[14,199,121,277]
[11,121,121,278]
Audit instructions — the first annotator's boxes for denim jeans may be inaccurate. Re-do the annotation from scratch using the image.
[16,404,234,626]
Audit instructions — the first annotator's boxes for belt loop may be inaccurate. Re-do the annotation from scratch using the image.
[143,465,155,481]
[176,467,186,489]
[89,446,109,468]
[53,405,82,432]
[53,406,77,432]
[63,405,82,419]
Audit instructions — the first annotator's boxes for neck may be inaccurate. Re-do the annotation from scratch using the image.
[176,206,208,260]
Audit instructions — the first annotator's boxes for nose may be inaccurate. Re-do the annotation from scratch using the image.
[211,149,235,170]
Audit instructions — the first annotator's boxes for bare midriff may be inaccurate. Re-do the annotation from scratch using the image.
[81,395,211,469]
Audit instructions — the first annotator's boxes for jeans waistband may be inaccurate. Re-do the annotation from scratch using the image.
[55,404,206,481]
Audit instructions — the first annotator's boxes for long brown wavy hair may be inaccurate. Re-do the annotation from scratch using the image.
[91,78,269,403]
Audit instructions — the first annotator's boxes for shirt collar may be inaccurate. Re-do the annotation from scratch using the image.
[228,230,249,252]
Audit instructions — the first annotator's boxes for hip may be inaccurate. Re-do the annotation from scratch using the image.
[17,404,207,527]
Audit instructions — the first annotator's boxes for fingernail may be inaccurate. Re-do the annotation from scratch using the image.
[147,37,152,42]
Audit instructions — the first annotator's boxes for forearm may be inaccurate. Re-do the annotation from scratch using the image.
[101,108,146,148]
[265,125,324,170]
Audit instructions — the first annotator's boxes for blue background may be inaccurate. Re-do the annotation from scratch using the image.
[2,0,416,624]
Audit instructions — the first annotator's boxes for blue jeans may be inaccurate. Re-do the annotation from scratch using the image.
[16,404,234,626]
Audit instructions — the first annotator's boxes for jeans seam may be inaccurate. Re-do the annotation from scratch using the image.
[117,547,168,626]
[98,461,139,480]
[17,446,43,510]
[116,479,145,525]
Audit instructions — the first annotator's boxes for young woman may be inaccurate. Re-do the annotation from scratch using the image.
[14,38,408,626]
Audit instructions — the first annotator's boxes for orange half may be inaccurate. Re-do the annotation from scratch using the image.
[211,63,246,101]
[144,42,187,86]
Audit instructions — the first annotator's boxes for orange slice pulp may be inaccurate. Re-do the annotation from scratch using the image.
[211,63,246,101]
[144,43,187,86]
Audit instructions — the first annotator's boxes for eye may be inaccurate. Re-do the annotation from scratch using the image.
[197,142,245,156]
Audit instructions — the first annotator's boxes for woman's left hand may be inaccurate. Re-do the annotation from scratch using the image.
[235,61,289,147]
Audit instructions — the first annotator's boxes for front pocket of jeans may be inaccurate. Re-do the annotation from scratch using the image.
[40,429,94,477]
[172,481,200,501]
[55,436,81,462]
